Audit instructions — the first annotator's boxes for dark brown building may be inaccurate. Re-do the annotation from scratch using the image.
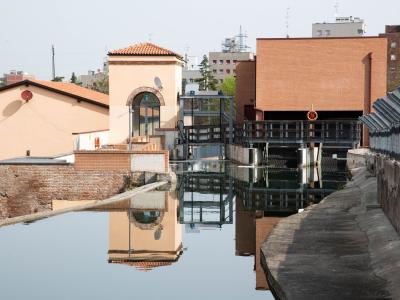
[380,25,400,91]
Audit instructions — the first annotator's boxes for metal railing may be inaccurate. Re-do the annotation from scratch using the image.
[176,120,361,146]
[369,123,400,160]
[360,87,400,160]
[235,120,361,146]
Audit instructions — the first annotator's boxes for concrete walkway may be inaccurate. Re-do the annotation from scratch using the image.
[261,167,400,300]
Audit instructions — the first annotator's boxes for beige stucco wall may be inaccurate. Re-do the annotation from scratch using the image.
[0,85,109,160]
[108,55,182,144]
[108,191,182,254]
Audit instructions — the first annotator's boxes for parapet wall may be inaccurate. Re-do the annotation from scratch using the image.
[375,155,400,233]
[348,149,400,234]
[75,150,169,172]
[0,165,131,219]
[0,150,171,220]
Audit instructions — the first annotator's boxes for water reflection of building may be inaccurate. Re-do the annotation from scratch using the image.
[176,162,234,228]
[234,166,347,215]
[107,190,182,271]
[235,195,282,290]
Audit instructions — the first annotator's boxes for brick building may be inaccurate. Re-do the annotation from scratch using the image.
[379,25,400,91]
[236,37,388,123]
[0,70,35,86]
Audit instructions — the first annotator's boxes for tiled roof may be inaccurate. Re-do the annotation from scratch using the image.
[108,42,183,59]
[111,260,173,271]
[0,79,109,108]
[31,80,109,107]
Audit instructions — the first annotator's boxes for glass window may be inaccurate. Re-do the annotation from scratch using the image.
[213,69,217,74]
[226,60,231,64]
[391,42,397,49]
[391,54,397,61]
[212,60,217,64]
[219,60,224,64]
[219,69,224,73]
[226,69,231,74]
[132,92,160,136]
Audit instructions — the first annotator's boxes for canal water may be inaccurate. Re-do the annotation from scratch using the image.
[0,160,347,300]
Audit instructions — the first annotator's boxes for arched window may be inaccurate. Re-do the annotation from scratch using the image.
[132,92,160,136]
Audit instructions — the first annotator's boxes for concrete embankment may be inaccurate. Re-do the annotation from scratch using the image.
[261,166,400,300]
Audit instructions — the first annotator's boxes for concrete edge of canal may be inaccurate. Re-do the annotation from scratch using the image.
[0,181,168,228]
[260,150,400,300]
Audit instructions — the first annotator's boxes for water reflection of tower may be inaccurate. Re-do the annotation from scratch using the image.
[108,190,183,271]
[177,162,234,231]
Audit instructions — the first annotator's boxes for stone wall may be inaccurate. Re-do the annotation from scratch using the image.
[375,155,400,233]
[0,165,131,219]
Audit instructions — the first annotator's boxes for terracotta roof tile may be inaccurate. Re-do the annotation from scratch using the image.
[30,79,109,107]
[108,42,183,59]
[111,260,173,271]
[0,79,109,107]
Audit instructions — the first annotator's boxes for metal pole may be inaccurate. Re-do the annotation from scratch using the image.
[229,97,233,144]
[128,208,131,258]
[128,107,132,150]
[220,97,223,143]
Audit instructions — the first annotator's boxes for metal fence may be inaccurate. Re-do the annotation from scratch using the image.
[360,88,400,160]
[369,124,400,160]
[235,120,361,146]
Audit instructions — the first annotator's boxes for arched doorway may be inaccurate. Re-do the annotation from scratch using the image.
[132,92,160,136]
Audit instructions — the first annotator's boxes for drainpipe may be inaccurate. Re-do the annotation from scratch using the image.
[363,52,373,147]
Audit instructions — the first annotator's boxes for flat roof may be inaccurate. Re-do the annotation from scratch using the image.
[0,157,69,165]
[256,36,386,41]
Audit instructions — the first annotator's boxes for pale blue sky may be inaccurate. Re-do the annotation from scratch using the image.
[1,0,399,80]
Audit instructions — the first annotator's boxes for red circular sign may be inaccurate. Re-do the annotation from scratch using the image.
[21,90,33,102]
[307,110,318,121]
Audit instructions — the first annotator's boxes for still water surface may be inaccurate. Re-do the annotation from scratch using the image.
[0,161,347,300]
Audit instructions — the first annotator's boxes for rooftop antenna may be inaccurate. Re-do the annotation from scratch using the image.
[184,46,190,68]
[148,33,153,43]
[51,45,55,80]
[236,26,249,52]
[285,7,290,38]
[334,2,339,19]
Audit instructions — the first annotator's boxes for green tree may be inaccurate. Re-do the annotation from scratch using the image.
[52,76,64,82]
[196,55,218,91]
[218,75,236,96]
[70,72,77,83]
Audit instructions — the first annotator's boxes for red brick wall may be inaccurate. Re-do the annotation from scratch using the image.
[0,165,130,219]
[379,26,400,92]
[75,150,131,171]
[74,150,169,172]
[236,60,256,123]
[256,37,388,112]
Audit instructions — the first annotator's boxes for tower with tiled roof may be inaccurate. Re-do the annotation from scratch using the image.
[108,42,183,145]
